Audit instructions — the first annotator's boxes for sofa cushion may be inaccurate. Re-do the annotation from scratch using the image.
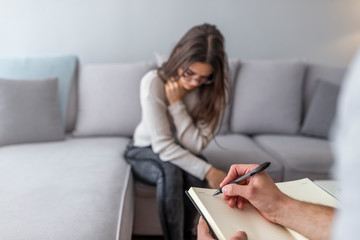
[0,137,133,240]
[231,60,305,134]
[254,135,334,181]
[303,63,346,114]
[203,134,283,182]
[0,78,64,146]
[0,55,78,132]
[301,80,340,138]
[73,62,155,137]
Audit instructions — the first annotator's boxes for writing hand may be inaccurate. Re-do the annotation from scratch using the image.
[220,164,288,223]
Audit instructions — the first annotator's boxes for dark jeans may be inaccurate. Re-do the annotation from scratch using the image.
[124,140,208,240]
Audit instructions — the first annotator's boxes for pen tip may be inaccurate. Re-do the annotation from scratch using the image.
[213,189,221,196]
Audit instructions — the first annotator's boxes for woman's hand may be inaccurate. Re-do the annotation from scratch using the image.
[205,167,227,189]
[165,80,188,105]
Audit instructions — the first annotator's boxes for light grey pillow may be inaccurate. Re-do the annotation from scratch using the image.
[231,60,305,134]
[0,78,65,146]
[301,80,340,138]
[73,61,155,137]
[0,55,78,132]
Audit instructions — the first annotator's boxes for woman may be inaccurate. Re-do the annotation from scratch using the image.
[124,23,229,240]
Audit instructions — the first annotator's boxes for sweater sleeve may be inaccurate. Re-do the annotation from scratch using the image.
[140,77,212,180]
[168,101,214,155]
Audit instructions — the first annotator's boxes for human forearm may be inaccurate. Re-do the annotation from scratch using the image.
[168,101,213,154]
[276,196,335,240]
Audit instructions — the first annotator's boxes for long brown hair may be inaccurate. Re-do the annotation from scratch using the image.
[158,23,229,134]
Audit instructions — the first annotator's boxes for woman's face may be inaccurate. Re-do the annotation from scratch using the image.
[177,62,214,91]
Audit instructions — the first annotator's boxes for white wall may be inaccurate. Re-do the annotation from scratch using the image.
[1,0,360,67]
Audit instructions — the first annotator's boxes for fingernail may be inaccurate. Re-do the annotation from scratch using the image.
[222,186,228,193]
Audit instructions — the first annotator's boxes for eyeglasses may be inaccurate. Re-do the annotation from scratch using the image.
[180,68,214,85]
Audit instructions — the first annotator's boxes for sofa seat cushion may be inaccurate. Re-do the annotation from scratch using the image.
[254,135,334,181]
[203,134,283,182]
[0,137,133,240]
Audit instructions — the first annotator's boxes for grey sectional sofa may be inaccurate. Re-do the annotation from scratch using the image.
[0,56,345,239]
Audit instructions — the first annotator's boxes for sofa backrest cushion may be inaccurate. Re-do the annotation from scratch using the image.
[303,63,346,114]
[300,80,340,138]
[0,78,65,146]
[0,55,78,132]
[231,60,305,134]
[73,61,155,137]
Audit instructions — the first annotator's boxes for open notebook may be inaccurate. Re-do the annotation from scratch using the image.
[186,178,339,240]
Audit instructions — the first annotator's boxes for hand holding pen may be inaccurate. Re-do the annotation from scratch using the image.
[213,162,271,196]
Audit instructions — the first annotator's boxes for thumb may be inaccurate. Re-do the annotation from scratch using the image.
[222,184,252,199]
[230,231,248,240]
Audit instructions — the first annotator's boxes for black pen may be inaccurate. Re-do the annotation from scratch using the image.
[213,162,271,196]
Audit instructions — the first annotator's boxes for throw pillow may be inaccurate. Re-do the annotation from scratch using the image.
[0,78,65,146]
[73,61,156,137]
[231,60,305,134]
[301,80,340,138]
[0,55,78,132]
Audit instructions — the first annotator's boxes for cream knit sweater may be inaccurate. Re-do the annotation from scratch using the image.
[133,70,213,180]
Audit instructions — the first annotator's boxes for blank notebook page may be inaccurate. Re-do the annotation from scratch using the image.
[276,178,339,208]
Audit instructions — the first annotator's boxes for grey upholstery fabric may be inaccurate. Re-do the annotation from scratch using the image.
[0,78,64,146]
[66,71,79,133]
[303,63,346,113]
[301,80,340,138]
[118,171,134,240]
[254,135,334,181]
[0,56,78,132]
[231,60,305,134]
[0,137,133,240]
[73,62,155,137]
[203,134,283,182]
